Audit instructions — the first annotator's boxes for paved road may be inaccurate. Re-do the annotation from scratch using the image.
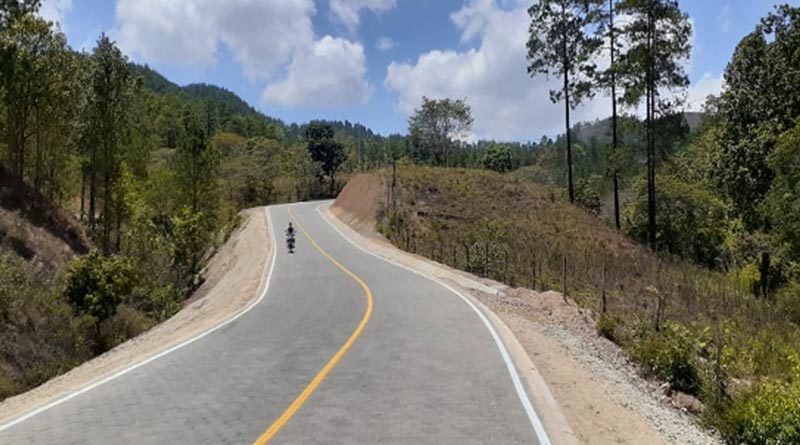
[0,202,542,444]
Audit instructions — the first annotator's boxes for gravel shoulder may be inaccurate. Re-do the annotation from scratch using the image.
[0,207,272,426]
[329,201,722,445]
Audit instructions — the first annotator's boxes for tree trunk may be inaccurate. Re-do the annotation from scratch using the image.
[646,8,657,248]
[562,55,574,203]
[80,167,86,222]
[610,0,621,230]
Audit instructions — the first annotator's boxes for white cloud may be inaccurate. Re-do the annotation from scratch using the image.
[330,0,396,30]
[386,0,608,140]
[385,0,707,140]
[113,0,375,107]
[685,72,724,112]
[114,0,315,79]
[376,36,396,51]
[38,0,72,26]
[262,36,374,108]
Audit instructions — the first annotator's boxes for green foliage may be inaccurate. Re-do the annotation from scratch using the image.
[408,97,473,167]
[631,322,703,395]
[174,105,221,217]
[716,5,800,228]
[64,251,134,325]
[170,206,209,291]
[304,122,347,195]
[777,282,800,326]
[624,174,728,268]
[574,174,603,216]
[596,314,619,342]
[763,119,800,269]
[481,142,513,173]
[712,380,800,445]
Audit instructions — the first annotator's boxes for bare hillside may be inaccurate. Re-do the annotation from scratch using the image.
[0,166,90,273]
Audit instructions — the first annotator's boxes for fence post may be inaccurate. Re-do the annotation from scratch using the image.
[531,254,537,291]
[562,255,568,303]
[654,290,663,332]
[601,262,607,315]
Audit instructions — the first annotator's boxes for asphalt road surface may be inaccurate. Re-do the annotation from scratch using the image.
[0,202,544,444]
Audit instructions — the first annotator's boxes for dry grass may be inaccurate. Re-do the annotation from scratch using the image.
[373,166,800,408]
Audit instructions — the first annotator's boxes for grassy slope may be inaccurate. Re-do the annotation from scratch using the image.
[371,165,799,435]
[0,166,96,399]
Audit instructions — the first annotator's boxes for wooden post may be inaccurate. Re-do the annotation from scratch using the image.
[504,250,509,284]
[601,262,607,315]
[485,242,490,276]
[465,244,471,272]
[531,254,537,291]
[654,291,663,332]
[562,255,568,303]
[391,159,397,214]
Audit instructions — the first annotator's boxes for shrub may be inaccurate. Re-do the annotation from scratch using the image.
[98,306,154,351]
[64,251,135,326]
[574,175,603,216]
[631,322,703,395]
[713,380,800,445]
[777,281,800,326]
[596,314,619,343]
[0,370,16,400]
[623,174,728,268]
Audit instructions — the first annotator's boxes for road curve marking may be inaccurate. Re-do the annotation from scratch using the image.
[317,203,553,445]
[0,208,278,434]
[252,206,373,445]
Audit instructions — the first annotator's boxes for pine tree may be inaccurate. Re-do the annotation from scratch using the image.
[527,0,604,203]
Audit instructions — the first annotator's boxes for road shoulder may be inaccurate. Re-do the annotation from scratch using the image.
[0,207,273,427]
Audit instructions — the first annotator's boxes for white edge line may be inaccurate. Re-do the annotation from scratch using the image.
[316,203,552,445]
[0,207,278,433]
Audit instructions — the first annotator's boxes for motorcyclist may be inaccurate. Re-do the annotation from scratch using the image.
[286,222,296,238]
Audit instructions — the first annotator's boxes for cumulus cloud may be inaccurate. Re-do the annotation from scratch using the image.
[686,72,724,112]
[262,36,374,108]
[114,0,374,107]
[114,0,315,79]
[386,0,607,140]
[38,0,72,26]
[330,0,396,30]
[385,0,709,140]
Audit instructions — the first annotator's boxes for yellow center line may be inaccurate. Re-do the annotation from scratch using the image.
[252,206,374,445]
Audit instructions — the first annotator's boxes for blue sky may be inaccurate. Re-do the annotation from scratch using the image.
[41,0,794,141]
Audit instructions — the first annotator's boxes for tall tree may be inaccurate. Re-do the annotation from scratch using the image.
[716,5,800,230]
[407,97,473,167]
[616,0,691,247]
[304,122,346,196]
[83,34,137,254]
[0,11,81,203]
[527,0,603,203]
[596,0,622,229]
[174,105,220,217]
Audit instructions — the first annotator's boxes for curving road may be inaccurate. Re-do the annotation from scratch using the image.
[0,202,545,444]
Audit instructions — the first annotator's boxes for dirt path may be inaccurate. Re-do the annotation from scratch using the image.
[0,207,272,426]
[331,177,721,445]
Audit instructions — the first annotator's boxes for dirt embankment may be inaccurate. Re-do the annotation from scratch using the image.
[0,165,91,273]
[332,174,719,445]
[0,207,272,425]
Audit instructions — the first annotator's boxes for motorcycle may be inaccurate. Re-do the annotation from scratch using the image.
[286,232,296,254]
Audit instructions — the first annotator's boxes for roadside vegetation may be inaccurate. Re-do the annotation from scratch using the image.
[368,3,800,444]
